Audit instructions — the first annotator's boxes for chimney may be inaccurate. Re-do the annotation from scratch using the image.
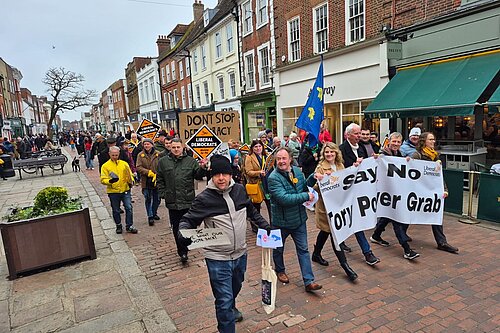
[193,0,204,22]
[156,35,171,55]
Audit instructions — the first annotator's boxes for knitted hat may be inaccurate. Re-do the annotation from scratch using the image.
[229,149,239,163]
[143,138,154,145]
[409,127,421,137]
[210,155,232,177]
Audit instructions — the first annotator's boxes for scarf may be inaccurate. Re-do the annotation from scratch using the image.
[422,147,439,161]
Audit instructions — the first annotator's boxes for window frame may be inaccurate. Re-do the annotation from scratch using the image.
[257,43,271,88]
[201,44,207,70]
[242,1,253,36]
[287,16,301,62]
[244,50,256,92]
[226,24,234,54]
[203,81,210,105]
[161,67,165,85]
[193,48,199,74]
[218,75,225,100]
[313,2,329,54]
[229,72,236,98]
[179,60,184,80]
[171,61,176,80]
[256,0,268,29]
[345,0,365,45]
[215,30,223,59]
[195,84,201,107]
[166,63,171,83]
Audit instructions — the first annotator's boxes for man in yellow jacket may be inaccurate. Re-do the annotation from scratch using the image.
[101,146,138,234]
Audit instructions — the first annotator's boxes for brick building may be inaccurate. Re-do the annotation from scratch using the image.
[110,79,129,134]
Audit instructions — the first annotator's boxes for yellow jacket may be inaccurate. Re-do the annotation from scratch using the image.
[100,159,134,193]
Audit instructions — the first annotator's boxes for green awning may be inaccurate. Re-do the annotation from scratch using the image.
[364,51,500,118]
[487,83,500,106]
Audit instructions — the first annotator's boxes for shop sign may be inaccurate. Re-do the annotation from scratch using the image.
[179,111,239,142]
[136,119,161,140]
[186,125,222,160]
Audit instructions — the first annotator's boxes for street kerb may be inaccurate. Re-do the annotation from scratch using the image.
[136,119,161,140]
[186,125,222,160]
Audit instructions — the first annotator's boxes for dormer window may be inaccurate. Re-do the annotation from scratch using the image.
[204,11,210,27]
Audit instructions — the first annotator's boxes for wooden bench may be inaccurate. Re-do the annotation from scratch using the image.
[12,155,68,179]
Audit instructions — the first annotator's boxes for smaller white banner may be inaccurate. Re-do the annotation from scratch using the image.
[180,228,231,250]
[256,229,283,249]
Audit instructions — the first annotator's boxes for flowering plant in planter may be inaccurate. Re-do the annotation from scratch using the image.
[6,186,82,222]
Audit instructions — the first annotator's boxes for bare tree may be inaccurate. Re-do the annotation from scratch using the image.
[42,67,96,137]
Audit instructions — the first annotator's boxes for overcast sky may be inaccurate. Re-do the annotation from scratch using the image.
[0,0,218,122]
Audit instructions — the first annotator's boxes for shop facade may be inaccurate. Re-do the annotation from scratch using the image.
[275,40,390,144]
[240,92,275,143]
[365,2,500,167]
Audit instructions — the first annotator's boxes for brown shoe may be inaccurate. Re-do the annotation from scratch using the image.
[277,272,289,284]
[305,282,322,292]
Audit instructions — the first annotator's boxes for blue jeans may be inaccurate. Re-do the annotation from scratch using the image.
[84,150,93,169]
[142,188,160,218]
[108,191,133,228]
[206,254,247,333]
[273,222,315,286]
[354,231,371,254]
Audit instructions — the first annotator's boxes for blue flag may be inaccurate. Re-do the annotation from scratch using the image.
[295,59,324,147]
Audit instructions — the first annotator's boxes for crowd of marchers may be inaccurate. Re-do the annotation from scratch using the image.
[4,124,459,333]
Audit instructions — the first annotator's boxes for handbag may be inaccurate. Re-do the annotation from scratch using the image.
[261,248,277,314]
[245,182,264,204]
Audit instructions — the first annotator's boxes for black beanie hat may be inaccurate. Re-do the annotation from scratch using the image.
[210,155,232,177]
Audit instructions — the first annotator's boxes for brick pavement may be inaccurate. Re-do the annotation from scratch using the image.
[82,148,499,333]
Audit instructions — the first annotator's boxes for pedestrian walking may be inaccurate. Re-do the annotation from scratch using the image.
[178,155,271,333]
[100,146,138,234]
[369,132,420,260]
[267,147,322,292]
[412,132,458,254]
[306,142,358,281]
[156,138,208,263]
[84,136,94,170]
[339,123,380,265]
[136,138,161,226]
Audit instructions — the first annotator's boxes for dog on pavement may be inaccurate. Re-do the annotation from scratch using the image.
[72,156,81,172]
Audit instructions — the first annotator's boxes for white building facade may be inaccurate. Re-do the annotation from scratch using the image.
[137,59,162,125]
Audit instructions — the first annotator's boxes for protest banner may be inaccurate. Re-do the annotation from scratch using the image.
[256,229,283,248]
[212,142,231,161]
[179,111,240,142]
[136,119,161,140]
[185,125,222,160]
[179,228,231,250]
[319,156,445,246]
[239,143,250,155]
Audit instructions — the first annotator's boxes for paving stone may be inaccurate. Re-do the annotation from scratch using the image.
[11,310,73,333]
[58,309,139,333]
[110,240,131,253]
[74,285,132,322]
[64,270,123,298]
[11,299,63,328]
[125,274,154,298]
[79,256,116,277]
[103,321,146,333]
[11,285,62,312]
[95,206,111,221]
[131,293,164,315]
[283,315,307,327]
[0,300,9,332]
[115,252,142,278]
[268,313,291,325]
[142,309,178,333]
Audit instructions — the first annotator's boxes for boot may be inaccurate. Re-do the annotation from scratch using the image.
[312,245,329,266]
[341,262,358,282]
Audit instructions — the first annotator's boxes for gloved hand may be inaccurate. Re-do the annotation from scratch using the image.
[177,231,193,247]
[265,225,272,236]
[109,177,119,184]
[148,170,157,184]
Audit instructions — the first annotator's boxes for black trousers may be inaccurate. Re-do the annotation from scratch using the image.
[315,230,347,264]
[169,208,190,257]
[373,218,447,246]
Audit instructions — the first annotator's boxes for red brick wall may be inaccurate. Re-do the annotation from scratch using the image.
[273,0,460,68]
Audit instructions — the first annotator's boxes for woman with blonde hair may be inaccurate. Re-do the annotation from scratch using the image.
[307,142,358,281]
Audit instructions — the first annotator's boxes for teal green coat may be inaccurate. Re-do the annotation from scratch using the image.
[268,166,309,229]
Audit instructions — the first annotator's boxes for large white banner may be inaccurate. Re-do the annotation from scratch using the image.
[318,156,445,246]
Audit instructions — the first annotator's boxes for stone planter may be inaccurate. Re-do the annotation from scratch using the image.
[0,207,96,279]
